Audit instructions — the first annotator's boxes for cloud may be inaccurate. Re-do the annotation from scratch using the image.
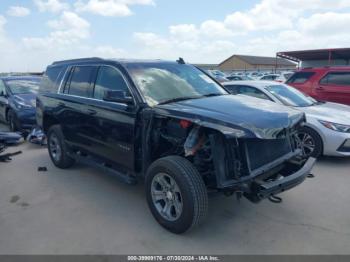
[132,0,350,63]
[23,11,90,49]
[6,6,31,17]
[34,0,69,13]
[75,0,155,17]
[95,45,127,57]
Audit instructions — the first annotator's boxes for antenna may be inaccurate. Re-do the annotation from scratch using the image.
[176,57,185,64]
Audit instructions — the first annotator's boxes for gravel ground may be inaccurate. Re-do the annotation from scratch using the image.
[1,123,350,254]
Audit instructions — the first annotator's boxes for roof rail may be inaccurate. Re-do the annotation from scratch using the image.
[52,57,104,65]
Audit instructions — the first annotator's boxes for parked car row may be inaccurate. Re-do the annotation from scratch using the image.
[0,58,349,235]
[206,69,295,83]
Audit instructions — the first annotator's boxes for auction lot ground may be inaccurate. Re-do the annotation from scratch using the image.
[0,123,350,254]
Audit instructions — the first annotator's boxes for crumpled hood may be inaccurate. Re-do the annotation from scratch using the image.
[154,94,304,139]
[299,102,350,125]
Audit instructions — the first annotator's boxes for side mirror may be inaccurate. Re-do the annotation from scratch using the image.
[0,91,5,97]
[103,90,133,105]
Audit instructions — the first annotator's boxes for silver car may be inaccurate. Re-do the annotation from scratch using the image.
[223,80,350,157]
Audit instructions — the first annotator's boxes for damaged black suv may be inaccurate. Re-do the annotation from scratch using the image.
[37,58,315,234]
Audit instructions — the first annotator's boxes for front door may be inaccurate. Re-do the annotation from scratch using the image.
[86,65,136,170]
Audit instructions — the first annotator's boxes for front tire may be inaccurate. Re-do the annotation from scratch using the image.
[297,126,323,158]
[47,125,75,169]
[145,156,208,234]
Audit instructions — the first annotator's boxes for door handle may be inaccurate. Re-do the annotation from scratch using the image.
[87,109,97,115]
[316,86,325,90]
[58,102,66,107]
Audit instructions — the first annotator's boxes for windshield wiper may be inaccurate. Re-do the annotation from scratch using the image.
[158,96,202,105]
[203,93,225,97]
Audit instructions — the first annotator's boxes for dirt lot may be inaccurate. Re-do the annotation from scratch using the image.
[1,123,350,254]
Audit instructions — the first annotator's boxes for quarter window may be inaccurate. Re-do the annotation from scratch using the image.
[287,72,315,84]
[320,72,350,86]
[67,66,95,98]
[93,66,130,100]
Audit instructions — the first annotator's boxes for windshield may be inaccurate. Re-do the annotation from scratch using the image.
[126,63,228,106]
[266,84,316,107]
[5,78,41,95]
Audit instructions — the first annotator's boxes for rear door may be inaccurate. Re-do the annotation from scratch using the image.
[0,80,8,122]
[317,71,350,105]
[85,65,137,170]
[58,65,98,152]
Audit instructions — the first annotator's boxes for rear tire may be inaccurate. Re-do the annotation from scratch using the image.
[145,156,208,234]
[47,125,75,169]
[297,126,323,158]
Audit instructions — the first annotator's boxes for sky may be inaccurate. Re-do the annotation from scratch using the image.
[0,0,350,72]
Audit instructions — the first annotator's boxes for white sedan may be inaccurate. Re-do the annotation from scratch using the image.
[223,80,350,158]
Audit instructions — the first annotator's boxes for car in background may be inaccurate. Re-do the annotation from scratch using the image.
[223,80,350,158]
[277,72,294,82]
[287,67,350,106]
[206,69,229,83]
[259,74,281,81]
[0,76,42,132]
[226,75,253,81]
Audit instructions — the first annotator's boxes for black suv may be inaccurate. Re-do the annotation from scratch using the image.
[37,58,315,234]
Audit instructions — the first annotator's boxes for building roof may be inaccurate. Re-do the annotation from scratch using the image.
[277,48,350,62]
[219,54,296,67]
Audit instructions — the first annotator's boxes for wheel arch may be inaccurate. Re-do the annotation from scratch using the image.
[43,114,60,134]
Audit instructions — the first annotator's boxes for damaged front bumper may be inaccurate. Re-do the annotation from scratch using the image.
[244,157,316,203]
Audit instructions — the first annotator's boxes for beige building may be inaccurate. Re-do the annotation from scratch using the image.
[218,54,296,72]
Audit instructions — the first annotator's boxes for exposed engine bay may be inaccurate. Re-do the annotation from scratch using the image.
[146,116,311,202]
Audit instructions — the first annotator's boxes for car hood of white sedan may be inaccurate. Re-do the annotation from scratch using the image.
[295,102,350,125]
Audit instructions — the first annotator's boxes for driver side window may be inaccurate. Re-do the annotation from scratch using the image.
[93,66,130,100]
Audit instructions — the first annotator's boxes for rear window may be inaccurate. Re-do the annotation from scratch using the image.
[320,72,350,86]
[40,66,64,93]
[287,72,315,84]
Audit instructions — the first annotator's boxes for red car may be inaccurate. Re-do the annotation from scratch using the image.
[286,67,350,105]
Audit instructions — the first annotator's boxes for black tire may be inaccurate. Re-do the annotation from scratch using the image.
[7,110,18,132]
[47,125,75,169]
[297,126,323,158]
[145,156,208,234]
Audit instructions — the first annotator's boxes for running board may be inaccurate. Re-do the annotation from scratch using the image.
[69,152,137,185]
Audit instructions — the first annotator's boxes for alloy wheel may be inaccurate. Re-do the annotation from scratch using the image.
[49,133,62,162]
[151,173,183,221]
[297,132,315,157]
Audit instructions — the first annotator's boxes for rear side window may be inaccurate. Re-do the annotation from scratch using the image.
[320,72,350,86]
[93,66,130,100]
[225,85,271,100]
[224,85,240,94]
[66,66,95,98]
[287,72,315,84]
[40,66,64,93]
